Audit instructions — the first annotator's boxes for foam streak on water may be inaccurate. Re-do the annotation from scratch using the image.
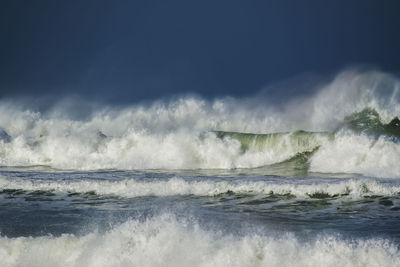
[1,175,399,199]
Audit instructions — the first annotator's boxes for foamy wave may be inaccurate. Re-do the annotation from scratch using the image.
[0,70,398,176]
[1,176,399,199]
[310,131,400,178]
[0,215,398,267]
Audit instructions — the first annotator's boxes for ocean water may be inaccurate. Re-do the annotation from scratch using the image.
[1,70,400,266]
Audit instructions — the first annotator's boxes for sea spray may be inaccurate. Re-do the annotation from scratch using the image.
[0,214,399,267]
[0,70,398,176]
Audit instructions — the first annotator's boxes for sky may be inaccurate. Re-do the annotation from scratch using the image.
[0,0,399,103]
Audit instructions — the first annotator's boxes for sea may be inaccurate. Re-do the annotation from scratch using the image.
[1,70,400,266]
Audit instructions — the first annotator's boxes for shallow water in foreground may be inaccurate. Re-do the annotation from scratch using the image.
[0,168,399,267]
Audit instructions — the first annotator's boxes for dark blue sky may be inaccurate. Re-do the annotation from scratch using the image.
[1,0,399,102]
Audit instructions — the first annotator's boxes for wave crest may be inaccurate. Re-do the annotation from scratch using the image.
[0,70,398,176]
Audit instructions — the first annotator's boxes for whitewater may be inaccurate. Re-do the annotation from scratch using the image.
[1,70,400,266]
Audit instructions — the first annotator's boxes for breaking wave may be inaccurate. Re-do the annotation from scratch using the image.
[0,70,399,177]
[0,214,399,267]
[1,176,399,199]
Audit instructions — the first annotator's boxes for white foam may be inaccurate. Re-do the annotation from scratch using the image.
[1,176,399,199]
[310,131,400,178]
[0,215,398,267]
[0,70,398,176]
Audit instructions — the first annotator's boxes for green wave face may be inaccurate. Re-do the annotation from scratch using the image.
[213,130,333,176]
[215,108,399,158]
[214,130,333,153]
[213,108,399,176]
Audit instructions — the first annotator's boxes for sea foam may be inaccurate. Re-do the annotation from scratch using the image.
[0,214,398,267]
[0,70,398,177]
[1,176,399,199]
